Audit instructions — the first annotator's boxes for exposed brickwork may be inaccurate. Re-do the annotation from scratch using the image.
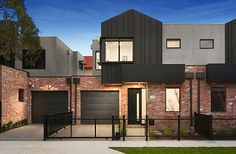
[27,77,70,123]
[0,65,28,126]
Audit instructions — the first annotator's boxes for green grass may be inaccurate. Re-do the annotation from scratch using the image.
[111,147,236,154]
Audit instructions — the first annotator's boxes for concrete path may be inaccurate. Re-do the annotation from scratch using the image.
[0,124,43,141]
[0,140,236,154]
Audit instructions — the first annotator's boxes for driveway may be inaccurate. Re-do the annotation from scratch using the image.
[0,124,43,141]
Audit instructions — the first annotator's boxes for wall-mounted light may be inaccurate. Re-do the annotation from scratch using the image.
[46,85,52,89]
[29,82,35,88]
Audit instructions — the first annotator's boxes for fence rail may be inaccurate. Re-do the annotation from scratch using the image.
[43,112,236,141]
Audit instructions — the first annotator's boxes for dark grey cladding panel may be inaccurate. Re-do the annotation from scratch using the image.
[185,72,194,80]
[225,19,236,64]
[101,63,122,84]
[207,64,236,83]
[101,9,162,64]
[122,64,185,83]
[196,72,206,80]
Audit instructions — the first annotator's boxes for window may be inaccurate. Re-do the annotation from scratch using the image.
[79,61,84,70]
[19,89,24,102]
[200,39,214,49]
[166,39,181,49]
[211,87,226,112]
[22,49,46,69]
[105,39,133,62]
[166,88,180,111]
[95,51,101,70]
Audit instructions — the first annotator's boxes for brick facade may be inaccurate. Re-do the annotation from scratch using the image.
[1,65,236,127]
[0,66,28,126]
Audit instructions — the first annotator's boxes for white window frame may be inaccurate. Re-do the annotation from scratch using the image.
[166,39,181,49]
[95,51,101,70]
[105,39,133,62]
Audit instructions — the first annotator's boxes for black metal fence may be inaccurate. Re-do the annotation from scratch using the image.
[43,112,236,141]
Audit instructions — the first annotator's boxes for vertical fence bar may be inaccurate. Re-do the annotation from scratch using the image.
[112,114,115,141]
[209,115,213,140]
[190,80,193,128]
[94,119,97,138]
[145,115,148,141]
[197,80,201,114]
[43,115,48,141]
[70,112,73,137]
[178,115,180,141]
[123,115,125,141]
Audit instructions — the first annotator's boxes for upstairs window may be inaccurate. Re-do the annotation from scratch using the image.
[95,51,101,70]
[200,39,214,49]
[22,49,46,69]
[211,87,226,112]
[166,39,181,49]
[105,39,133,62]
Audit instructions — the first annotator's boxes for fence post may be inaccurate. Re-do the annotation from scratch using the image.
[209,115,213,140]
[145,115,149,141]
[123,115,125,141]
[112,114,115,141]
[70,112,73,138]
[178,115,180,141]
[43,115,48,141]
[94,119,97,138]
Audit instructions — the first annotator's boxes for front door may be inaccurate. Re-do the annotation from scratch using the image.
[128,88,142,124]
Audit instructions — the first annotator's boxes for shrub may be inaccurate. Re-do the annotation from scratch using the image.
[180,127,189,137]
[0,118,28,133]
[163,127,174,136]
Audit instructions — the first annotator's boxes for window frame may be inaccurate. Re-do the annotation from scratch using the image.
[22,49,46,69]
[104,38,133,62]
[166,39,181,49]
[19,89,24,102]
[200,39,214,49]
[95,51,101,70]
[165,87,180,112]
[211,87,226,112]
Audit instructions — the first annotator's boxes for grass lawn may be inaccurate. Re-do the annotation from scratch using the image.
[111,147,236,154]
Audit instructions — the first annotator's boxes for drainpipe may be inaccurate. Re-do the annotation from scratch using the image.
[185,72,194,128]
[196,72,206,114]
[74,81,77,124]
[0,101,2,132]
[69,76,73,112]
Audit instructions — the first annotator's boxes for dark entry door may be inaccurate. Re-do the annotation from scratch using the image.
[81,91,119,124]
[31,91,68,123]
[128,88,141,124]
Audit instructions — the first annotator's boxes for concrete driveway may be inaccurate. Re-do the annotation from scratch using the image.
[0,124,43,141]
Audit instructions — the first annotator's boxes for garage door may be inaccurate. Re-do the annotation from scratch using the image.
[32,91,68,123]
[81,91,119,124]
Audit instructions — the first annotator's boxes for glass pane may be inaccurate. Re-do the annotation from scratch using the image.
[105,41,119,61]
[200,40,213,49]
[120,41,133,61]
[211,88,226,112]
[95,51,101,69]
[167,40,180,48]
[166,88,180,111]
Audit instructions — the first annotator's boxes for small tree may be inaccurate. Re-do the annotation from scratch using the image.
[0,0,41,67]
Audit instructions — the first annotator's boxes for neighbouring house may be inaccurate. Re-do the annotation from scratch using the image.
[84,56,93,75]
[0,9,236,134]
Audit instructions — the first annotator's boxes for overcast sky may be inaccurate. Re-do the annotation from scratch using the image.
[25,0,236,56]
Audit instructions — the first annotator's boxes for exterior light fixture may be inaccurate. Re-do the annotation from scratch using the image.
[46,85,52,89]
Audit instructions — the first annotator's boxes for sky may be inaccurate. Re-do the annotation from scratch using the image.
[25,0,236,56]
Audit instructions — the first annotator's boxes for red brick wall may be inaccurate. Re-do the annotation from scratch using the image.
[0,66,28,126]
[148,66,236,119]
[27,77,70,123]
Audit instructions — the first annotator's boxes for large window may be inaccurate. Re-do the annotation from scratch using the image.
[22,49,45,69]
[166,39,181,49]
[95,51,101,69]
[211,87,226,112]
[105,39,133,62]
[200,39,214,49]
[166,88,180,112]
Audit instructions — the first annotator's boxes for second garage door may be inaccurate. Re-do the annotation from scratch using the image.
[81,91,119,123]
[32,91,68,123]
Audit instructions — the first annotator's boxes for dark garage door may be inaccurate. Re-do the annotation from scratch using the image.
[32,91,68,123]
[81,91,119,124]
